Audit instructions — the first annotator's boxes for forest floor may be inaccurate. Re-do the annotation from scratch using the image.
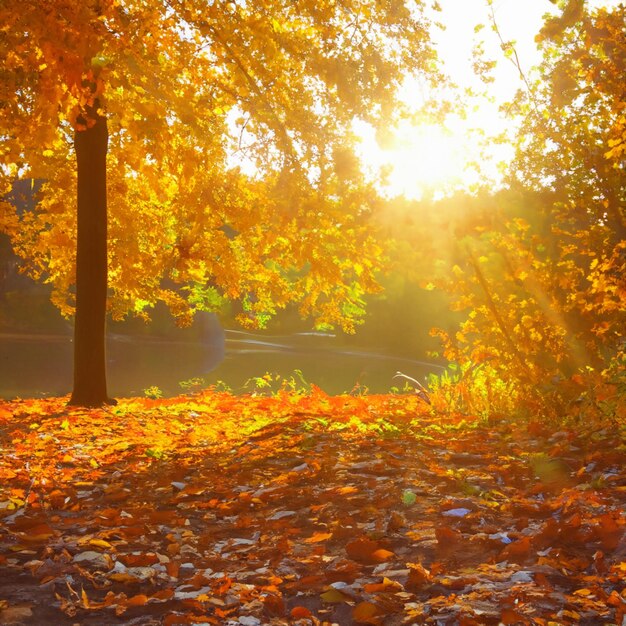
[0,390,624,626]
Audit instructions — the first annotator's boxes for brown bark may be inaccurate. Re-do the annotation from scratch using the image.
[69,105,116,407]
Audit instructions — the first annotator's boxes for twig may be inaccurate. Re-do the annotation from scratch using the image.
[464,245,533,380]
[486,0,541,118]
[393,371,431,404]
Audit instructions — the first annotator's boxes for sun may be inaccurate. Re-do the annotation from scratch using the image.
[382,122,468,199]
[356,118,478,200]
[350,0,557,201]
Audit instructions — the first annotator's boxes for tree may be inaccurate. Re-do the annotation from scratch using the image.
[427,1,625,415]
[0,0,439,406]
[505,1,626,370]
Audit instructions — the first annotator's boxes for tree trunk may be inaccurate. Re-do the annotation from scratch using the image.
[69,105,115,407]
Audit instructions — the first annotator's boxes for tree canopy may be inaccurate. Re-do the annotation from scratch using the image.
[427,1,624,415]
[0,0,438,332]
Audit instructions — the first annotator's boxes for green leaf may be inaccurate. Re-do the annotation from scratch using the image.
[402,489,417,506]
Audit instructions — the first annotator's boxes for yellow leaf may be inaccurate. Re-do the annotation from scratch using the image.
[320,588,348,603]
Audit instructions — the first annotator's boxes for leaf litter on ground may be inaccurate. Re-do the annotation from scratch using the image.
[0,388,624,625]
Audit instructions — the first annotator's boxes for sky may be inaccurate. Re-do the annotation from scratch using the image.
[437,0,551,93]
[358,0,557,199]
[363,0,624,200]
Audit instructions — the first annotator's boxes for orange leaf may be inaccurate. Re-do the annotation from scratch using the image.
[500,608,531,625]
[263,594,284,616]
[370,548,395,563]
[17,523,55,543]
[125,594,149,607]
[406,562,432,589]
[499,536,532,561]
[123,553,160,566]
[336,486,358,495]
[167,561,180,578]
[290,606,312,619]
[346,537,385,563]
[435,526,461,545]
[597,512,622,550]
[109,572,140,584]
[607,590,625,607]
[152,589,174,601]
[289,574,325,591]
[533,572,553,590]
[352,601,381,624]
[304,531,333,543]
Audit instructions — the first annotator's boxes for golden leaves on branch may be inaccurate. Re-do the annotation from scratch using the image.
[1,0,435,331]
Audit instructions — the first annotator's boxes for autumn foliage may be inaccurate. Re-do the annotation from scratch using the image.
[0,1,625,622]
[0,0,438,332]
[378,2,626,420]
[0,390,625,624]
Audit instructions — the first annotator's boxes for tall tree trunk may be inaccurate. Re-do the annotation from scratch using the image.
[69,105,115,407]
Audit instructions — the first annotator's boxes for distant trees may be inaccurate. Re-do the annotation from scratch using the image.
[0,0,439,405]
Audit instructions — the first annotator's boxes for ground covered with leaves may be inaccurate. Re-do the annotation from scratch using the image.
[0,390,625,625]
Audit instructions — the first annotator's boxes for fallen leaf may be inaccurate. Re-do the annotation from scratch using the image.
[406,562,432,589]
[363,577,404,593]
[0,604,34,624]
[290,606,312,619]
[321,587,349,603]
[441,507,472,518]
[500,607,531,624]
[353,601,382,624]
[435,526,461,545]
[346,537,391,563]
[303,531,333,543]
[371,548,395,563]
[499,536,532,561]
